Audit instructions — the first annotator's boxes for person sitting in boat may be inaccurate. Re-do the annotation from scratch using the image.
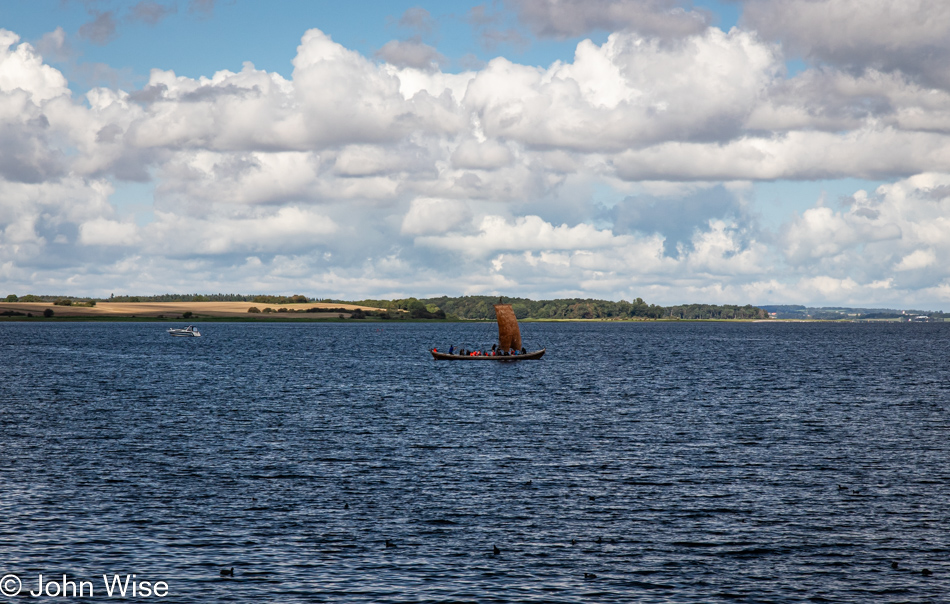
[448,345,454,355]
[521,347,527,354]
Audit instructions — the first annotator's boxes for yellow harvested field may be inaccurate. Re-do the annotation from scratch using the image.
[0,301,388,318]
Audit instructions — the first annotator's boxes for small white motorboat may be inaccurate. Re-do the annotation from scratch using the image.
[168,325,201,337]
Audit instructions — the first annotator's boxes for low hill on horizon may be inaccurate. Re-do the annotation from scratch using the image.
[3,292,769,320]
[8,292,947,321]
[758,305,945,320]
[353,295,768,320]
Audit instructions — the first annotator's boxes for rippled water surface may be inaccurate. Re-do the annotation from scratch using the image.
[2,321,949,602]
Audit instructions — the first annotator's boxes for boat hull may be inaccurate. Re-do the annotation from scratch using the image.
[167,328,200,337]
[431,348,545,361]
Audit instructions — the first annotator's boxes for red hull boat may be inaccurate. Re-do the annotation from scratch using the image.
[431,348,546,361]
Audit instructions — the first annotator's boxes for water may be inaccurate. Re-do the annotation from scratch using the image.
[1,321,948,602]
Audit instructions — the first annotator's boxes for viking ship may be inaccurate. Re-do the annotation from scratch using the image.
[431,303,545,361]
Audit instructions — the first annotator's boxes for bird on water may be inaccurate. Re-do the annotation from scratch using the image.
[220,568,234,577]
[584,573,597,580]
[891,561,899,570]
[385,539,396,548]
[493,544,501,555]
[922,568,933,577]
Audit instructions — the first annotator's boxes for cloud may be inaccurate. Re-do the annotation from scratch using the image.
[129,2,177,26]
[0,121,67,184]
[417,214,621,254]
[0,30,70,101]
[451,138,512,170]
[34,27,71,63]
[78,218,140,246]
[0,34,72,184]
[509,0,710,39]
[743,0,950,88]
[465,5,500,27]
[462,4,530,51]
[612,123,950,182]
[780,205,901,266]
[397,7,436,36]
[463,28,780,151]
[78,12,118,46]
[743,68,950,134]
[895,248,936,271]
[146,207,338,256]
[684,219,769,276]
[155,151,324,208]
[775,174,950,293]
[375,39,446,71]
[333,143,436,178]
[288,30,464,146]
[607,185,745,256]
[401,197,471,235]
[106,34,462,154]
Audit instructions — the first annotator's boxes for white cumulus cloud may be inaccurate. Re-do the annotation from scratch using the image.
[79,218,140,246]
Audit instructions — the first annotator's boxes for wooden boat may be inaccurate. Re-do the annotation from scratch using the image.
[431,348,546,361]
[431,303,545,361]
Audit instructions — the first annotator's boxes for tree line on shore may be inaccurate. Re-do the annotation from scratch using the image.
[2,292,769,321]
[348,296,769,320]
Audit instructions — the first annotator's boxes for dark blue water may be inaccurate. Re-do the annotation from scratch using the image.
[1,321,948,602]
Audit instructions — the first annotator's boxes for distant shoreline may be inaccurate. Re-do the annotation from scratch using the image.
[0,301,934,323]
[0,301,383,321]
[0,301,748,322]
[1,301,759,322]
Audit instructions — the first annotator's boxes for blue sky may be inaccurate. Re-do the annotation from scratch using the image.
[2,0,950,309]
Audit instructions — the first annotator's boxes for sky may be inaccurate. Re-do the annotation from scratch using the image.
[2,1,950,309]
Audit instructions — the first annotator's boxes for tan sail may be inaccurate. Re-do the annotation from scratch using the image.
[494,304,522,351]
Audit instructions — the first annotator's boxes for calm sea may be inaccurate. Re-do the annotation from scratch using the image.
[1,321,948,603]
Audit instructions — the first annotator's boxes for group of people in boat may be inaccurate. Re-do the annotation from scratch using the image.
[433,344,528,357]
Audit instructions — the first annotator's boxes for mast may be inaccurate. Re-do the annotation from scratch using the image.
[494,304,522,350]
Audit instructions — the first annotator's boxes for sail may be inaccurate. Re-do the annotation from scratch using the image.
[494,304,522,351]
